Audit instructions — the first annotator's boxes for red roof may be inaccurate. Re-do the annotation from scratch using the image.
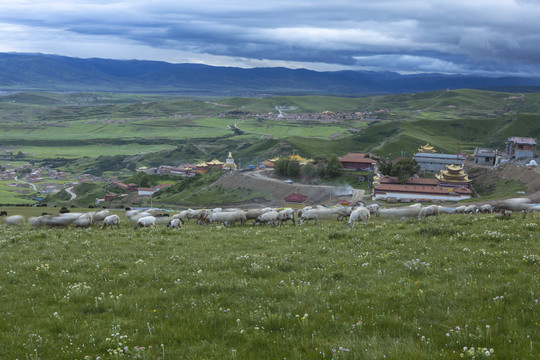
[374,184,452,195]
[379,176,439,186]
[339,153,377,164]
[455,187,473,194]
[284,193,308,202]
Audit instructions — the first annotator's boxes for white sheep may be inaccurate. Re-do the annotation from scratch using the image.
[454,205,467,214]
[297,208,339,225]
[277,208,295,226]
[478,204,494,213]
[495,197,532,212]
[254,210,279,227]
[168,218,182,229]
[365,204,380,217]
[378,203,422,218]
[463,205,477,214]
[134,216,156,230]
[223,210,247,226]
[91,209,111,222]
[3,215,25,226]
[336,206,354,221]
[348,207,370,227]
[102,214,120,229]
[126,209,154,222]
[74,213,93,228]
[417,205,439,219]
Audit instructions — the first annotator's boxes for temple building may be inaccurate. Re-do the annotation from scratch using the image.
[435,163,472,189]
[418,143,437,153]
[223,152,237,171]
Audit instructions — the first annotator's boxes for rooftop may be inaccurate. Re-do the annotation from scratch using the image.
[507,137,536,145]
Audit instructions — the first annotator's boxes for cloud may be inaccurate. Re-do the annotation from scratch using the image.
[1,0,540,76]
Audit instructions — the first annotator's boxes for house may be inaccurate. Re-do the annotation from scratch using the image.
[284,193,308,209]
[138,188,157,196]
[414,152,466,172]
[377,175,439,187]
[473,147,497,166]
[339,153,378,171]
[104,193,117,202]
[373,183,472,202]
[505,137,536,159]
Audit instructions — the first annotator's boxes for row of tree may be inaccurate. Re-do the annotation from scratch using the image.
[273,155,343,179]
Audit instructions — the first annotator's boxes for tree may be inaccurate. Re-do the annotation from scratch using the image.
[379,161,393,176]
[274,157,290,177]
[286,160,301,177]
[302,162,317,179]
[391,158,420,184]
[324,154,343,178]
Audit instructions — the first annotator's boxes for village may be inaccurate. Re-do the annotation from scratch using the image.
[0,136,537,208]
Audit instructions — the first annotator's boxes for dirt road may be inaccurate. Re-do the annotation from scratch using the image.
[212,170,364,206]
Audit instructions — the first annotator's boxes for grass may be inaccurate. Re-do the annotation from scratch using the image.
[0,209,538,359]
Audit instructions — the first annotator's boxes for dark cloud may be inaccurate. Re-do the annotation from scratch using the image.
[1,0,540,76]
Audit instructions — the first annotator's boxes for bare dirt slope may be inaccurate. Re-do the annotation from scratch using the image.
[468,162,540,202]
[212,171,364,207]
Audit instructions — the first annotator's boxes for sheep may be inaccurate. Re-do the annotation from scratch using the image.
[168,218,182,229]
[417,205,439,220]
[348,207,370,227]
[478,204,494,213]
[134,216,156,230]
[205,211,232,225]
[296,206,312,218]
[254,211,279,227]
[463,205,477,214]
[91,209,111,222]
[454,205,467,214]
[437,206,455,214]
[3,215,25,226]
[244,209,265,223]
[126,210,154,222]
[171,210,191,224]
[297,208,339,225]
[277,208,295,226]
[336,206,354,221]
[223,210,247,227]
[378,203,422,218]
[365,204,380,217]
[35,212,85,227]
[495,197,532,212]
[102,214,120,229]
[74,213,93,228]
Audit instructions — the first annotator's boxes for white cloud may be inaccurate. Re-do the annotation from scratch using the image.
[1,0,540,75]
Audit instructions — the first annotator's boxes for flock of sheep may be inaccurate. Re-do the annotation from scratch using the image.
[2,197,537,231]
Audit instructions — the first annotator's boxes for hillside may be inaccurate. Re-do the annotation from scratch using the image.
[2,53,540,94]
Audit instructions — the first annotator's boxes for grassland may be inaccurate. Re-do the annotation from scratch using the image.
[1,89,539,164]
[0,209,538,359]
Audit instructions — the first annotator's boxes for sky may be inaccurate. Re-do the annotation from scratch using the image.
[1,0,540,76]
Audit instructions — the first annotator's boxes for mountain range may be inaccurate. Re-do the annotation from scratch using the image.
[2,52,540,95]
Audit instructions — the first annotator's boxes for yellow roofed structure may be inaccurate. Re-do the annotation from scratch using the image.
[418,143,437,153]
[436,163,471,184]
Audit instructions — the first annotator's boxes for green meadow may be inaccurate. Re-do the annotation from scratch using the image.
[2,89,539,163]
[0,209,538,359]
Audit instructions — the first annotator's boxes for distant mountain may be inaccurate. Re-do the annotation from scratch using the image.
[2,52,540,95]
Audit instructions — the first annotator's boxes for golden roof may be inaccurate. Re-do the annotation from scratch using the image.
[436,163,471,183]
[223,162,237,169]
[195,162,207,167]
[418,143,437,153]
[228,151,233,158]
[207,159,224,165]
